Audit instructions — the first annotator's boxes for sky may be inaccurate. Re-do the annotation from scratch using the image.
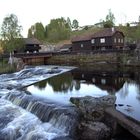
[0,0,140,37]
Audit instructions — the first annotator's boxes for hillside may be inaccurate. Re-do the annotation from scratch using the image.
[42,25,140,51]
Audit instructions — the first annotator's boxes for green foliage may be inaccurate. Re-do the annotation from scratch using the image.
[117,26,139,43]
[34,23,45,40]
[27,28,33,38]
[1,14,22,40]
[47,17,71,42]
[44,25,48,38]
[67,17,72,29]
[28,23,45,40]
[72,19,79,29]
[103,9,115,28]
[2,38,24,53]
[0,14,23,52]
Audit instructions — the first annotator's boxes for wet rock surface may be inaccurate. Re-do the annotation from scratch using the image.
[70,95,116,121]
[70,95,116,140]
[79,121,111,140]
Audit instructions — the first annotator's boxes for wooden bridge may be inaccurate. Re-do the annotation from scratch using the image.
[1,52,52,65]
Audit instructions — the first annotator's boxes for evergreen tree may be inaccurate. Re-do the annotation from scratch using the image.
[72,19,79,29]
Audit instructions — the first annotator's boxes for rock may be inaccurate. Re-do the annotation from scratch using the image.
[70,95,116,121]
[16,58,26,71]
[79,121,111,140]
[99,95,116,107]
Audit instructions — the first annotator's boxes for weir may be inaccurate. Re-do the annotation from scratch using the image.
[4,91,80,139]
[0,66,79,140]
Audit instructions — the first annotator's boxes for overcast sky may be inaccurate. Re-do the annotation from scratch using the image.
[0,0,140,37]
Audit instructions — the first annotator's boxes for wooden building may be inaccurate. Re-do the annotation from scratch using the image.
[71,28,125,52]
[59,44,72,52]
[23,38,41,53]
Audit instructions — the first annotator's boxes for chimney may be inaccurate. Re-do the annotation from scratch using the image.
[111,27,115,32]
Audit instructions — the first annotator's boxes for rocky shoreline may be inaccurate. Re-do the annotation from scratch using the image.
[70,95,139,140]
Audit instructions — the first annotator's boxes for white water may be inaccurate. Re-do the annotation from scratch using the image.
[0,65,75,89]
[0,65,77,140]
[0,99,67,140]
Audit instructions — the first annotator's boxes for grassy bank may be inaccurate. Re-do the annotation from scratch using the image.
[0,59,16,74]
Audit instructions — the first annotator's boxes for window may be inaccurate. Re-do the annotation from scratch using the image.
[121,39,123,43]
[100,38,105,43]
[101,47,105,50]
[81,44,83,48]
[101,79,106,85]
[114,38,116,43]
[91,39,95,44]
[118,38,120,43]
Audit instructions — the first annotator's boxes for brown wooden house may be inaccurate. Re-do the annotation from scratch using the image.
[23,38,41,53]
[71,28,125,52]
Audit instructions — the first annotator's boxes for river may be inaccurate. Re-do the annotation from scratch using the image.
[0,65,139,140]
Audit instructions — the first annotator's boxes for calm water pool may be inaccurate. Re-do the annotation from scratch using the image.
[27,68,140,122]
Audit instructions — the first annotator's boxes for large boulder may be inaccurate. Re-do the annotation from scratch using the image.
[78,121,111,140]
[70,95,116,121]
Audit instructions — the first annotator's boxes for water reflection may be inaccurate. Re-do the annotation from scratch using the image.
[27,68,140,122]
[35,72,81,93]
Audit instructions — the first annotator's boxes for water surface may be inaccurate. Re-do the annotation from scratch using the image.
[27,68,140,122]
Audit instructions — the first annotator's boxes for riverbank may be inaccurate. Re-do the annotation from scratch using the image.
[46,52,140,72]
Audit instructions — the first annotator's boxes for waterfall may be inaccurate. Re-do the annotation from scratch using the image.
[0,65,78,140]
[4,90,80,139]
[0,98,67,140]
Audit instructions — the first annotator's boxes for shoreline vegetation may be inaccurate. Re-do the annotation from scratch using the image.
[0,60,16,74]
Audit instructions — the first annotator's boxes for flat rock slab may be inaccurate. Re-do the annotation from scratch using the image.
[105,107,140,139]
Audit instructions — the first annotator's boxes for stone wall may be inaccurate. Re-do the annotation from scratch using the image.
[46,51,140,67]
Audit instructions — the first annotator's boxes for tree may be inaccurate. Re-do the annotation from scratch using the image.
[27,28,33,38]
[1,14,22,40]
[44,25,48,38]
[34,22,45,40]
[72,19,79,29]
[0,14,23,52]
[28,23,45,40]
[103,9,115,28]
[67,17,72,29]
[47,17,71,42]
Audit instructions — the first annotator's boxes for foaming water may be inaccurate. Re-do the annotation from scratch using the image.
[0,65,78,140]
[4,90,79,138]
[0,98,68,140]
[0,65,75,89]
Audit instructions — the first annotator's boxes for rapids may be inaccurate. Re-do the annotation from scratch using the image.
[0,65,79,140]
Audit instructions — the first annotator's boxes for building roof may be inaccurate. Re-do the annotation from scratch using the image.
[71,34,91,42]
[23,38,41,45]
[71,28,124,42]
[60,44,72,49]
